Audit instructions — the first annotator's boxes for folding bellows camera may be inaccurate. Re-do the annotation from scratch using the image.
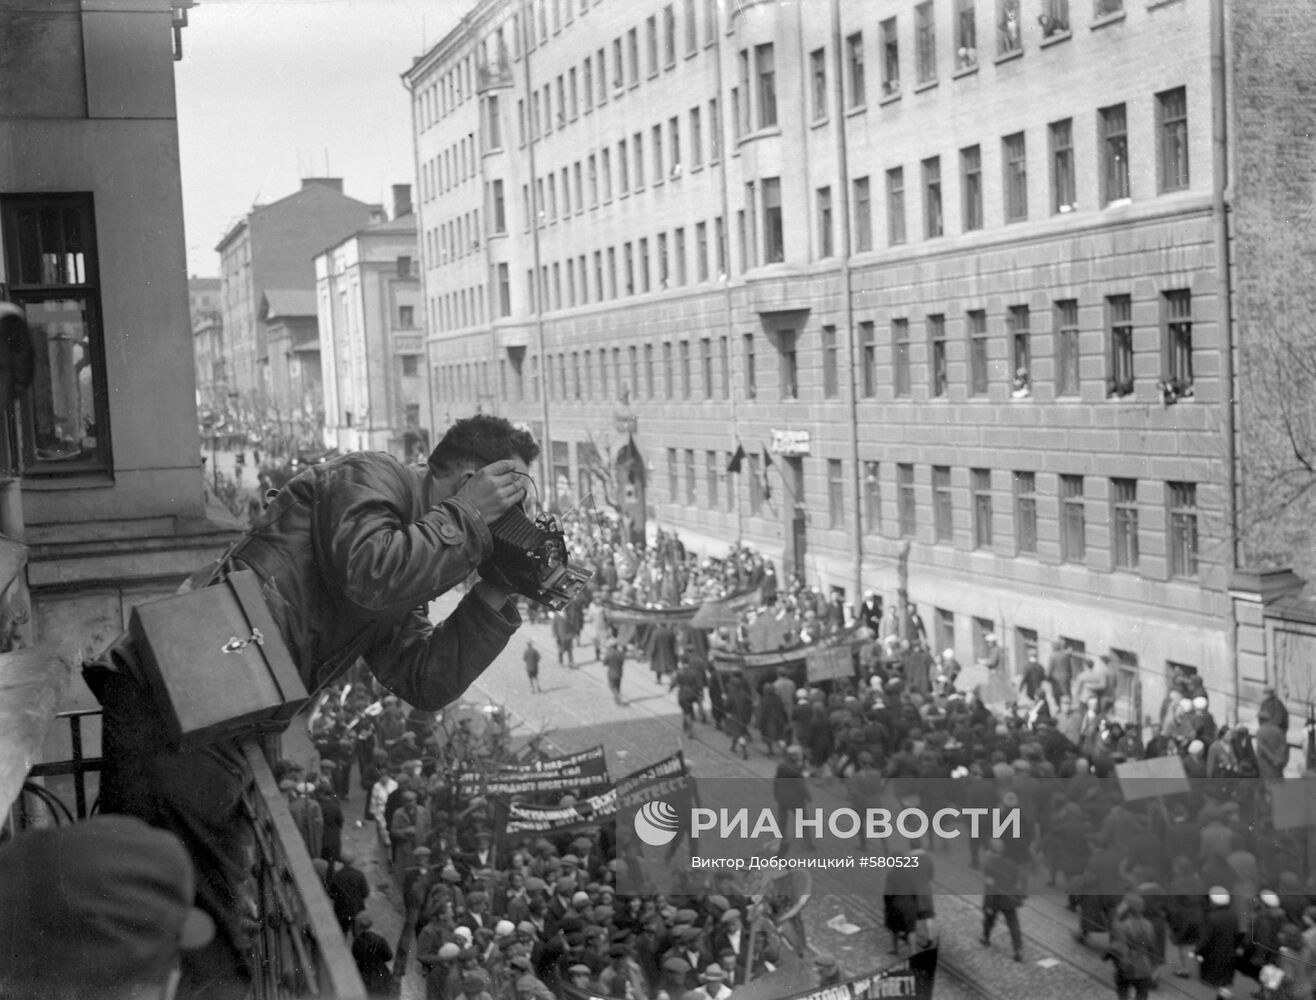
[483,507,592,611]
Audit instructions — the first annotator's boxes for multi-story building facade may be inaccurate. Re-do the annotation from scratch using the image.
[405,0,1316,728]
[215,178,384,423]
[317,188,427,459]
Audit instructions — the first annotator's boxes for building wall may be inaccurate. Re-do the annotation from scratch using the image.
[218,182,383,412]
[317,225,423,459]
[407,0,1279,721]
[0,1,242,766]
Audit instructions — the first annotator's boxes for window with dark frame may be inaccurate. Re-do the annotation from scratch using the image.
[706,450,719,507]
[679,338,691,399]
[1169,481,1199,578]
[700,336,713,398]
[962,145,983,230]
[685,448,697,504]
[1055,299,1080,396]
[668,448,679,500]
[684,0,697,53]
[933,466,953,542]
[1050,118,1076,213]
[881,17,900,95]
[893,317,911,396]
[929,313,948,397]
[1009,305,1031,397]
[956,0,978,69]
[1164,289,1193,389]
[690,106,703,168]
[663,4,676,66]
[810,48,828,120]
[748,452,763,513]
[762,177,784,263]
[915,2,937,83]
[898,463,917,537]
[935,608,955,655]
[887,167,907,245]
[1157,87,1189,192]
[1040,0,1069,35]
[923,156,944,238]
[779,329,798,400]
[1060,474,1086,563]
[998,0,1022,55]
[972,468,993,548]
[847,32,866,108]
[818,186,834,257]
[696,221,709,281]
[822,324,839,398]
[828,459,845,528]
[860,320,877,397]
[1014,470,1037,553]
[1107,294,1134,397]
[1003,131,1027,222]
[854,176,873,252]
[863,460,881,534]
[968,310,989,395]
[1112,477,1139,570]
[663,341,674,397]
[720,335,730,399]
[756,43,777,128]
[744,332,757,399]
[1100,103,1130,205]
[2,193,113,474]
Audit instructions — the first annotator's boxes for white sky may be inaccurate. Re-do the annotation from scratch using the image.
[176,0,475,277]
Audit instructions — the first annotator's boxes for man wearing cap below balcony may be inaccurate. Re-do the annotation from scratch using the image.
[350,914,394,999]
[0,815,215,1000]
[1196,887,1240,999]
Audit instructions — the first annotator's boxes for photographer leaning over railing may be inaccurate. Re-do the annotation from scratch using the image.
[83,414,539,1000]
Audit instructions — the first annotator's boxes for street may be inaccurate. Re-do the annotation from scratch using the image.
[303,589,1228,1000]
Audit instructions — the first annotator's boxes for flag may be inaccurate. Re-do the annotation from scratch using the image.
[726,443,746,474]
[761,446,774,500]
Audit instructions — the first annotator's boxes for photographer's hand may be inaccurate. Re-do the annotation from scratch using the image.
[457,460,528,523]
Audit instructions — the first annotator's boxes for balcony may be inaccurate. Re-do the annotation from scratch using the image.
[4,651,365,1000]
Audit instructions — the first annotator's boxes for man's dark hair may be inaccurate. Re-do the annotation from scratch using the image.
[428,414,540,477]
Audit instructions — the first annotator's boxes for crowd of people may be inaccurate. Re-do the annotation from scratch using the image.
[290,660,824,1000]
[282,498,1316,1000]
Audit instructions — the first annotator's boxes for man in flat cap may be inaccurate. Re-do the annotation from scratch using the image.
[0,816,215,1000]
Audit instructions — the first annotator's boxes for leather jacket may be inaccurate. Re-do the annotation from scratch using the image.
[231,451,519,709]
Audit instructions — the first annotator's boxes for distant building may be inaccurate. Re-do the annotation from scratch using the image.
[405,0,1316,724]
[189,276,225,412]
[261,289,322,442]
[317,186,426,459]
[215,178,384,441]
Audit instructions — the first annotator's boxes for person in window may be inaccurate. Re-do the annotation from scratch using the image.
[85,414,538,1000]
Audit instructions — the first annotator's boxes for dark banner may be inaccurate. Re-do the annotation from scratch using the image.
[503,787,619,835]
[496,752,690,840]
[727,952,936,1000]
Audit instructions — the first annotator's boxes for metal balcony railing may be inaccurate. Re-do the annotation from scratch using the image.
[10,709,364,1000]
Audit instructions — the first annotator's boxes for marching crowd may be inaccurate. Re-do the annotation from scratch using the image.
[291,505,1316,1000]
[292,666,820,1000]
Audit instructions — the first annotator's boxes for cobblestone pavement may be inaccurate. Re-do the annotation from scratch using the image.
[300,592,1232,1000]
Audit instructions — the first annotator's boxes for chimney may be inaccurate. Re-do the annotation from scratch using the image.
[392,184,413,220]
[301,177,344,193]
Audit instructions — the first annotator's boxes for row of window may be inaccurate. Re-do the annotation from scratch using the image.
[734,90,1187,271]
[510,0,717,147]
[514,219,730,319]
[471,276,1193,399]
[424,208,482,268]
[827,0,1131,116]
[444,86,1187,287]
[419,130,479,204]
[656,449,1203,579]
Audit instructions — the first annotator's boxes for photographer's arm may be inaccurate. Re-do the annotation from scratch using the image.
[367,594,520,711]
[315,458,495,614]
